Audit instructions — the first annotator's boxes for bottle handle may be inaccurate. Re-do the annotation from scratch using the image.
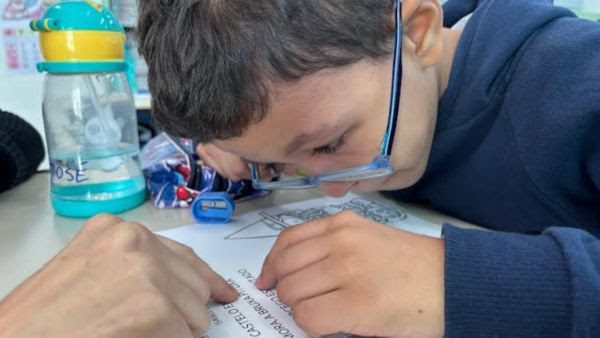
[30,19,60,32]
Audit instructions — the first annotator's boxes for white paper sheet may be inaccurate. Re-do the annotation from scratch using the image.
[158,193,442,338]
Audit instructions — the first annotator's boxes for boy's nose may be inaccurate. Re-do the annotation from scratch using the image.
[320,182,354,197]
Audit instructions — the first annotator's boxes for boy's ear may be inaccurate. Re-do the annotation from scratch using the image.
[398,0,443,67]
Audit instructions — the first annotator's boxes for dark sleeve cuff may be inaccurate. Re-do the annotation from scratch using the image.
[442,224,572,337]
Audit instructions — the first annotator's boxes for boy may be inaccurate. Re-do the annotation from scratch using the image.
[136,0,600,336]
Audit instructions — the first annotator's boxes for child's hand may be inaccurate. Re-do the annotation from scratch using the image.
[256,211,445,338]
[196,143,252,181]
[0,214,238,338]
[196,143,279,182]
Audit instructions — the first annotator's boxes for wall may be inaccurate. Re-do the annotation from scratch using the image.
[0,0,47,169]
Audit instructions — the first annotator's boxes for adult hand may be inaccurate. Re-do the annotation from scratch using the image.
[0,214,238,338]
[256,211,445,338]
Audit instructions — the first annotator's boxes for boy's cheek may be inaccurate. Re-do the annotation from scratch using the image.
[358,167,427,192]
[349,178,388,193]
[320,182,356,197]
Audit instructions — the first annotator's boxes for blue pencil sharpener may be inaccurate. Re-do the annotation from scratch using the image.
[191,192,235,224]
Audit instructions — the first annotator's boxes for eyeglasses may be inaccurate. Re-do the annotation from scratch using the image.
[251,0,403,190]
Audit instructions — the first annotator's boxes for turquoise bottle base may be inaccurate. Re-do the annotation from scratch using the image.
[52,187,146,218]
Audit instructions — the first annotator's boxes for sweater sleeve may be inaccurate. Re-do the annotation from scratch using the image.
[443,224,600,337]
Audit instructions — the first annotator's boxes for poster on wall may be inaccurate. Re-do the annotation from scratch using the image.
[2,27,40,75]
[2,0,54,21]
[0,0,58,76]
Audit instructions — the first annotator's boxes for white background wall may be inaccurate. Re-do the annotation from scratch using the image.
[0,48,47,169]
[556,0,600,14]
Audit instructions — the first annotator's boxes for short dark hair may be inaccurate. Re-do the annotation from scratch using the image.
[137,0,394,143]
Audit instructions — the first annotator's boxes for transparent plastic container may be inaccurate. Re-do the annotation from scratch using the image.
[42,72,146,217]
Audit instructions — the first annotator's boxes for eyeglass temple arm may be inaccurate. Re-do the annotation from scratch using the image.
[381,0,403,157]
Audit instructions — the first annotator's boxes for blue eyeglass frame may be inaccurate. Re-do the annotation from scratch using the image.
[251,0,403,190]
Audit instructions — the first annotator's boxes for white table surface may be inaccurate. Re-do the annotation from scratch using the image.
[0,173,477,298]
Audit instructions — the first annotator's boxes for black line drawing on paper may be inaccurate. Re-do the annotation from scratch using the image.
[225,198,408,240]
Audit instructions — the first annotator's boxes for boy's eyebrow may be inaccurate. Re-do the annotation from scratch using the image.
[284,121,348,155]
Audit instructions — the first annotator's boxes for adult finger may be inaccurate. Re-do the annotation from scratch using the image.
[103,274,198,338]
[121,259,211,336]
[79,213,125,237]
[156,270,212,335]
[157,235,239,303]
[65,214,125,251]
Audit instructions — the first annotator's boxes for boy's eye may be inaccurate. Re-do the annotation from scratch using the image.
[312,135,346,155]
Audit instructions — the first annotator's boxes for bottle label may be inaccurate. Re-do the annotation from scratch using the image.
[50,160,89,184]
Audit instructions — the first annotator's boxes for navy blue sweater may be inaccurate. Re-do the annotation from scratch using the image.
[392,0,600,336]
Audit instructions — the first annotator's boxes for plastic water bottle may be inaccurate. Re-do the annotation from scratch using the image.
[31,1,145,217]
